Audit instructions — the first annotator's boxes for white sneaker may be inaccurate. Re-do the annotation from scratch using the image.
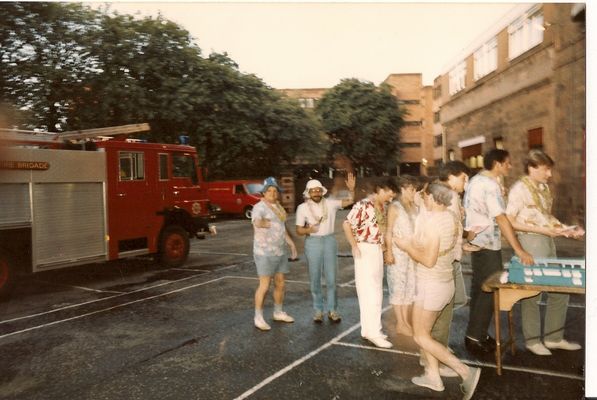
[411,373,445,392]
[273,311,295,323]
[544,339,582,351]
[526,342,552,356]
[254,316,271,331]
[365,336,393,348]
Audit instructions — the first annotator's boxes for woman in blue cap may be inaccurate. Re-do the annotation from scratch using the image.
[252,177,298,331]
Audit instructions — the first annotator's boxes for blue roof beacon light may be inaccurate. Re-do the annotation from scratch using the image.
[179,135,190,145]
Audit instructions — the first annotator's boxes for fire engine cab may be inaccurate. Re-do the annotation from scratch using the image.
[0,123,214,298]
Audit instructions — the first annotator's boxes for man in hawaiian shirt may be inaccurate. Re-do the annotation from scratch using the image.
[506,149,584,355]
[343,178,398,348]
[296,173,356,323]
[463,149,534,355]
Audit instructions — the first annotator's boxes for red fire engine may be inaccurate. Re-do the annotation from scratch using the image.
[0,124,214,298]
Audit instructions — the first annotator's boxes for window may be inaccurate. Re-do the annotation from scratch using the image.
[173,154,197,182]
[474,37,498,80]
[461,143,483,170]
[400,142,422,148]
[235,184,246,195]
[404,120,422,127]
[449,61,466,95]
[508,8,544,60]
[434,134,443,147]
[119,152,144,181]
[433,85,442,99]
[494,137,504,150]
[448,149,455,161]
[298,98,315,108]
[433,112,440,123]
[528,127,543,149]
[158,153,169,180]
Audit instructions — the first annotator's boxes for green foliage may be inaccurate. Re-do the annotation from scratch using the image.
[316,78,404,174]
[0,2,323,178]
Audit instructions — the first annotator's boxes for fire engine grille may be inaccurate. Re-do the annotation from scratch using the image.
[0,183,31,227]
[33,182,106,268]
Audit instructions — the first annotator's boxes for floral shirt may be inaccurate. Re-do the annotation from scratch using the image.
[252,200,287,256]
[463,172,506,251]
[346,198,385,245]
[506,176,563,230]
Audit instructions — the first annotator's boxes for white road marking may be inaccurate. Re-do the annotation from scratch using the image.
[233,322,361,400]
[190,251,249,256]
[170,268,211,273]
[1,262,252,326]
[339,278,355,287]
[333,342,583,381]
[0,277,228,341]
[0,273,209,326]
[225,276,311,285]
[32,280,125,294]
[233,305,392,400]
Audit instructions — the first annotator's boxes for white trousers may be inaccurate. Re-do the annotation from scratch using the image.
[354,242,384,338]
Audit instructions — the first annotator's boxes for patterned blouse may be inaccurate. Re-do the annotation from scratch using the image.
[252,200,287,257]
[346,198,385,245]
[463,172,506,251]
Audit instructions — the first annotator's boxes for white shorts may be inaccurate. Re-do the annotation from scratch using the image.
[414,278,455,312]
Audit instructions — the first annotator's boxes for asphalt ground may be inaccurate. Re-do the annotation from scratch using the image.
[0,210,586,400]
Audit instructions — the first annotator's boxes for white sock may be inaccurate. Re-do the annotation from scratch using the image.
[274,304,283,313]
[255,309,264,318]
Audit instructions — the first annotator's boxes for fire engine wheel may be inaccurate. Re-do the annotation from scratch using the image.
[243,206,253,219]
[159,225,190,268]
[0,254,16,299]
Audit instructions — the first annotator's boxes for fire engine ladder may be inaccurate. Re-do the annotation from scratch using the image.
[0,123,150,144]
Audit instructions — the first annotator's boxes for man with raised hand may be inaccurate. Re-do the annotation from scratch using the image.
[296,173,356,323]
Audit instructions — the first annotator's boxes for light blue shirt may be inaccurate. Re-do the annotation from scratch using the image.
[463,173,506,251]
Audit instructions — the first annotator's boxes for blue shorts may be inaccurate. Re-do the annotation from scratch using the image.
[254,253,290,276]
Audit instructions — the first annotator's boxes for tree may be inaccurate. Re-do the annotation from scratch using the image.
[315,78,405,175]
[0,2,323,178]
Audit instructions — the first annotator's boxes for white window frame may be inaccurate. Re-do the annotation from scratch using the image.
[448,61,466,95]
[474,37,498,80]
[508,9,544,60]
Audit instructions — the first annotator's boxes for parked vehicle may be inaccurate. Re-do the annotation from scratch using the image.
[207,180,263,219]
[0,123,214,298]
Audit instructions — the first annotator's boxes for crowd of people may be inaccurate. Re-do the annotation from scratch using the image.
[248,148,584,399]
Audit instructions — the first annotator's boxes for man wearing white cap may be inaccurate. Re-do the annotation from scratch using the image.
[296,173,356,323]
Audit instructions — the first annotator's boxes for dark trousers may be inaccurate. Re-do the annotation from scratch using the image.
[466,249,503,340]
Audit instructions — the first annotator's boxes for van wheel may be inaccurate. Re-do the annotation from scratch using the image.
[244,206,253,219]
[0,254,16,299]
[159,225,190,268]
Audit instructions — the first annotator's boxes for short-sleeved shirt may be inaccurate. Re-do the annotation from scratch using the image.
[463,172,506,251]
[252,200,287,256]
[296,198,343,236]
[506,177,562,230]
[345,198,385,245]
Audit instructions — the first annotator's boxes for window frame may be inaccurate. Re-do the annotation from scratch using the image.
[118,151,145,182]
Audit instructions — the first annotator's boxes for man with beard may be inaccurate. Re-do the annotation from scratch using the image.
[296,173,356,323]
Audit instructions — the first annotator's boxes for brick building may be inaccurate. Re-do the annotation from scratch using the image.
[433,3,585,223]
[280,77,436,176]
[382,73,435,175]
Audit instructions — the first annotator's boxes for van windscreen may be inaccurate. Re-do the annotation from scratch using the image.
[246,183,264,194]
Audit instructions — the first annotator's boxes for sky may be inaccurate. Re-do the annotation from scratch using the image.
[92,1,525,89]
